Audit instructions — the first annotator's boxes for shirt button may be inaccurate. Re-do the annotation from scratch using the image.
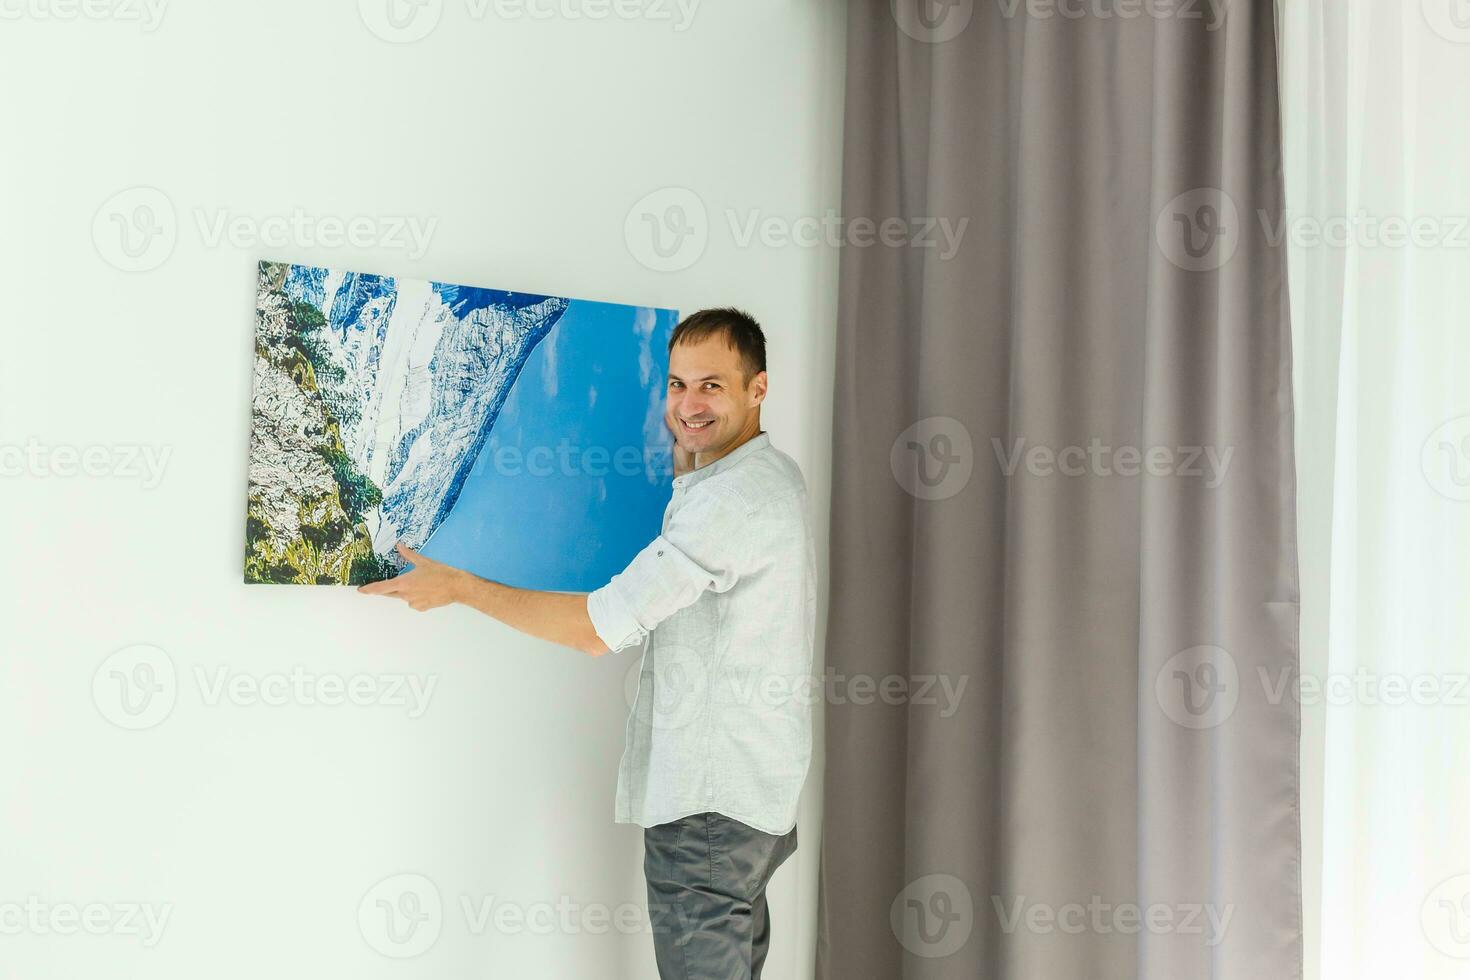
[656,550,664,557]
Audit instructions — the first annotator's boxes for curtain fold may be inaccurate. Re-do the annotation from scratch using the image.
[819,3,1302,977]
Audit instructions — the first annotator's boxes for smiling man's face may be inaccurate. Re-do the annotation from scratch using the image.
[666,332,767,464]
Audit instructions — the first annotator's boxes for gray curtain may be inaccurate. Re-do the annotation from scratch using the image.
[818,2,1302,979]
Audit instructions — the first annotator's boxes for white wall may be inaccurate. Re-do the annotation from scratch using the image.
[0,3,844,976]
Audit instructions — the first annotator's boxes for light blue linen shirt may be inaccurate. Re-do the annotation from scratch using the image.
[586,431,817,836]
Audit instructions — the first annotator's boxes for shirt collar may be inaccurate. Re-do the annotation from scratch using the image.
[673,431,770,490]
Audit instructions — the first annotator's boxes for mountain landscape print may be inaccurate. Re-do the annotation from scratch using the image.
[245,260,678,590]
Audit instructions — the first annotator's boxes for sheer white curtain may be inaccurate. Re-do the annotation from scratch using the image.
[1280,2,1470,978]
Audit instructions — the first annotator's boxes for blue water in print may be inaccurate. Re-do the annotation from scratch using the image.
[420,299,678,592]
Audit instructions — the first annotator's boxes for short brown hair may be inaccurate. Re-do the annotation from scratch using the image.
[669,307,767,385]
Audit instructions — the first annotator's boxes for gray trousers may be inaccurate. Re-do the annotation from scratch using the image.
[643,811,799,979]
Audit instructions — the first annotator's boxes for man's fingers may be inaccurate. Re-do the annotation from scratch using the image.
[395,542,427,564]
[358,577,402,595]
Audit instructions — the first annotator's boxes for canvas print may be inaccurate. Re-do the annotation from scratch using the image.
[245,260,677,591]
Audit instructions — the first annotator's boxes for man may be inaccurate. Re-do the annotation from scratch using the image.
[360,308,817,979]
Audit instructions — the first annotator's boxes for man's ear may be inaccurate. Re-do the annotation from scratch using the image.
[749,370,769,405]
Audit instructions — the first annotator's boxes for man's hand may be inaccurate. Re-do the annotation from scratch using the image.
[357,542,607,656]
[357,543,467,612]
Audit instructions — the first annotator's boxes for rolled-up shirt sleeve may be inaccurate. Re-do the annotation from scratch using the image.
[586,484,748,653]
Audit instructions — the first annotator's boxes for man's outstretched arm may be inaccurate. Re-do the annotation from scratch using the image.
[358,543,610,657]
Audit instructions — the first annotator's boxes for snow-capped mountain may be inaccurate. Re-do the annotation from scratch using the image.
[246,260,568,584]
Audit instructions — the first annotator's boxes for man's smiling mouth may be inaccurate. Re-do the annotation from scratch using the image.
[680,418,714,430]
